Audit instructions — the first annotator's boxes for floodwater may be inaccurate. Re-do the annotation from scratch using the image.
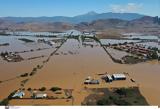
[0,36,160,105]
[100,39,140,45]
[138,42,160,49]
[125,35,159,40]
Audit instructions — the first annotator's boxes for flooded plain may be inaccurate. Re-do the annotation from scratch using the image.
[0,35,160,105]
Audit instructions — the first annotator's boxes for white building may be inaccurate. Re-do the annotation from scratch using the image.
[106,74,113,82]
[34,93,47,99]
[12,91,25,98]
[112,74,126,80]
[65,29,82,36]
[47,41,55,46]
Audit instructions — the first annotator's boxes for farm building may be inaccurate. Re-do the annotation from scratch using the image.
[84,79,91,84]
[84,79,99,84]
[90,80,100,84]
[101,74,113,82]
[84,76,99,84]
[105,74,113,82]
[12,91,25,98]
[34,93,47,99]
[47,41,55,46]
[112,74,126,80]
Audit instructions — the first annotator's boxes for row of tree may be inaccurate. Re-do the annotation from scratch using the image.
[153,16,160,25]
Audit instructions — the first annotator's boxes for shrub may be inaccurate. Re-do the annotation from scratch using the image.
[8,90,17,100]
[0,98,9,105]
[33,68,37,72]
[27,88,32,91]
[115,88,127,96]
[114,99,131,105]
[20,73,28,77]
[37,65,41,69]
[50,87,62,92]
[97,98,111,105]
[150,52,158,59]
[109,95,118,101]
[67,96,72,99]
[97,99,106,105]
[39,87,46,91]
[22,88,25,90]
[29,71,36,76]
[21,79,29,84]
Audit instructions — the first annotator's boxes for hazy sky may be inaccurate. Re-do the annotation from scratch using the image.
[0,0,159,17]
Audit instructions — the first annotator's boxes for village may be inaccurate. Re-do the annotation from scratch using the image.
[102,41,160,64]
[0,52,24,62]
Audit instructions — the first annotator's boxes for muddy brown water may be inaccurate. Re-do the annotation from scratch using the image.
[0,37,160,105]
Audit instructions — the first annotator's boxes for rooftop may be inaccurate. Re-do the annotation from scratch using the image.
[12,91,25,98]
[112,74,126,78]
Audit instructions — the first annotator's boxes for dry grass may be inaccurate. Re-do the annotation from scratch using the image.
[97,29,124,39]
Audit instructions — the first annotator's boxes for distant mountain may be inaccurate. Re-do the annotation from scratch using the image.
[76,16,160,38]
[0,20,74,32]
[0,15,160,36]
[76,16,160,30]
[0,12,145,24]
[72,12,144,23]
[76,19,127,30]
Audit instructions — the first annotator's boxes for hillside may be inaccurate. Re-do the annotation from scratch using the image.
[0,15,160,38]
[0,12,144,24]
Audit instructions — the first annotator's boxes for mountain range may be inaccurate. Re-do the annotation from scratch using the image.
[0,12,160,38]
[0,11,144,24]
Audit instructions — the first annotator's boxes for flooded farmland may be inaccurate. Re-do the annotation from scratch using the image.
[0,35,160,105]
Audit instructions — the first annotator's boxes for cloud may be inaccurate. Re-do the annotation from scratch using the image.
[110,3,143,13]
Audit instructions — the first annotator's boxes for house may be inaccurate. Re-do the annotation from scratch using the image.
[34,93,47,99]
[157,51,160,60]
[37,39,46,43]
[84,38,95,42]
[84,76,91,84]
[47,41,55,46]
[112,74,126,80]
[12,91,25,98]
[84,79,99,84]
[101,74,113,82]
[84,76,99,84]
[105,74,113,82]
[90,80,100,84]
[84,79,91,84]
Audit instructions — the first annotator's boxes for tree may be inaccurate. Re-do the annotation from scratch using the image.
[39,87,46,91]
[158,18,160,25]
[115,88,127,96]
[27,88,32,91]
[0,98,9,105]
[150,52,158,59]
[97,99,106,105]
[20,73,28,77]
[153,16,159,24]
[114,99,131,105]
[97,98,112,105]
[50,87,62,92]
[32,68,37,72]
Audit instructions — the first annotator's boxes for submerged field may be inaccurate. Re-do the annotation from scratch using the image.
[0,35,160,105]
